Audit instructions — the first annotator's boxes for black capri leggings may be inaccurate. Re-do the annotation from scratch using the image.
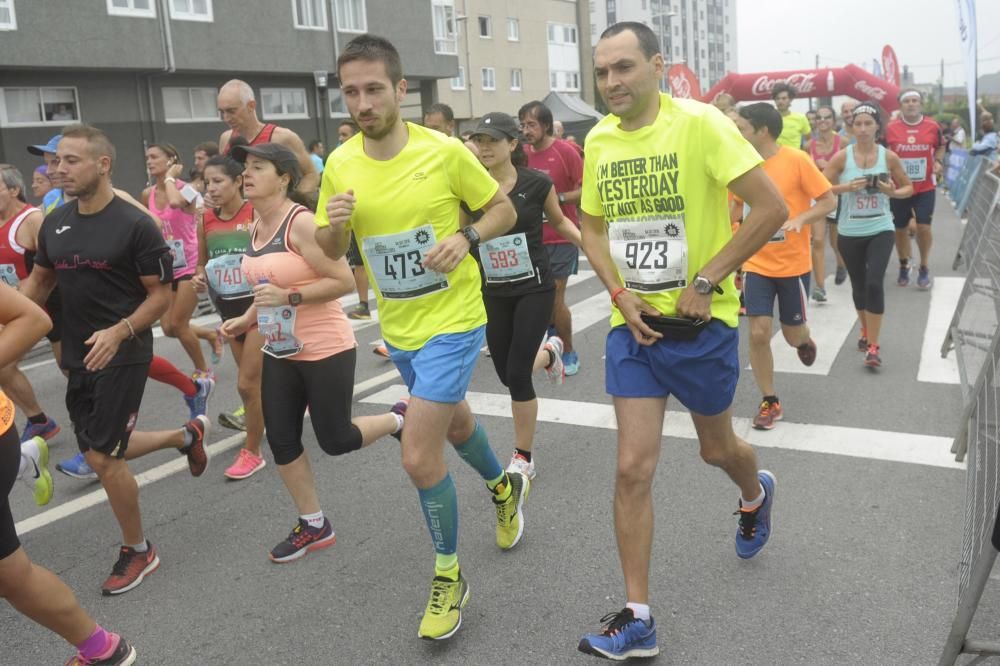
[484,289,555,402]
[261,348,363,466]
[1,423,22,560]
[837,230,894,315]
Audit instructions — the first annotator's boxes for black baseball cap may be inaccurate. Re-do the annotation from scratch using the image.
[230,142,302,188]
[470,112,519,140]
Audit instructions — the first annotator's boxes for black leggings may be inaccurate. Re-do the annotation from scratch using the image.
[484,289,555,402]
[1,424,21,560]
[837,230,894,314]
[261,348,363,466]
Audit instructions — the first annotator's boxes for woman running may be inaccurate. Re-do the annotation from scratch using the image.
[823,102,912,368]
[192,154,266,480]
[219,143,406,562]
[0,283,137,665]
[466,112,581,480]
[806,105,847,300]
[142,143,222,375]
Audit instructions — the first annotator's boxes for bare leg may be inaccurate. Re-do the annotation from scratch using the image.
[0,364,44,417]
[551,277,574,353]
[276,452,321,516]
[353,267,369,308]
[811,220,826,291]
[865,312,884,347]
[84,452,143,545]
[748,316,776,397]
[401,397,457,489]
[510,399,538,453]
[122,429,185,460]
[916,224,933,267]
[690,408,762,501]
[781,322,810,348]
[894,228,911,265]
[234,330,265,457]
[163,281,209,372]
[828,224,845,270]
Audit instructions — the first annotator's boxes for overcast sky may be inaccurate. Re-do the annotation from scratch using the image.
[736,0,1000,89]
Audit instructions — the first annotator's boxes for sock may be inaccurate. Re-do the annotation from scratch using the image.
[763,395,778,405]
[18,438,39,479]
[626,602,651,622]
[434,553,460,581]
[515,448,532,463]
[128,540,148,553]
[17,453,29,479]
[453,421,503,484]
[77,625,113,661]
[27,412,47,425]
[860,327,868,339]
[490,472,512,500]
[300,511,325,529]
[182,426,194,448]
[149,355,197,397]
[391,412,404,434]
[900,258,909,268]
[418,474,458,562]
[741,484,766,510]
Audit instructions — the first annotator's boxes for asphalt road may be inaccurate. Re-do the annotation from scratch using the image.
[2,191,991,665]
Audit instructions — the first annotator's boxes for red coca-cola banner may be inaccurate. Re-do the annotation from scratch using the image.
[701,64,901,113]
[667,63,701,99]
[881,45,900,87]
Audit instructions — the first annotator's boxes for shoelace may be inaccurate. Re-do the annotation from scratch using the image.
[426,578,453,615]
[598,609,637,637]
[288,523,317,548]
[758,400,774,417]
[239,449,259,466]
[109,548,139,576]
[734,504,759,540]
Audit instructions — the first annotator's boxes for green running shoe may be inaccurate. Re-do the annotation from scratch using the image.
[219,405,246,432]
[418,572,470,640]
[493,471,529,550]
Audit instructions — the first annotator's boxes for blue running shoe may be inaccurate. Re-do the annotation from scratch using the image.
[563,350,580,376]
[578,608,658,660]
[735,470,776,559]
[546,324,558,339]
[184,376,215,420]
[20,416,61,443]
[56,452,98,480]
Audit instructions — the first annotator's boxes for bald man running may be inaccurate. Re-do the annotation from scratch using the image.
[216,79,319,197]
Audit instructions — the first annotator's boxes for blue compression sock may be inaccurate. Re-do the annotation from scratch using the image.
[453,421,503,484]
[418,473,458,557]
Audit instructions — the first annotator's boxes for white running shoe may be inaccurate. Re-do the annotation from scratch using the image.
[506,452,536,481]
[543,336,565,385]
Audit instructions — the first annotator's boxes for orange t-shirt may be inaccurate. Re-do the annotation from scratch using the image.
[739,146,831,278]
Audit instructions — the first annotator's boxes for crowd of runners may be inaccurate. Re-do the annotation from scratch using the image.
[0,21,955,664]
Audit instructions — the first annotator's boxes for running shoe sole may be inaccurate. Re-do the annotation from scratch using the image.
[218,412,246,431]
[418,583,471,641]
[102,555,160,596]
[268,533,336,563]
[55,463,97,480]
[579,642,660,660]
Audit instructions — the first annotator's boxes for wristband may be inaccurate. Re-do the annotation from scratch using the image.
[121,317,136,339]
[611,287,628,306]
[164,177,176,184]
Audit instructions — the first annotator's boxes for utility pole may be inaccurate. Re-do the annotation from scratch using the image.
[940,58,946,114]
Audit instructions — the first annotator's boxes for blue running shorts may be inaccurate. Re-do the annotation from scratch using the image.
[386,326,486,404]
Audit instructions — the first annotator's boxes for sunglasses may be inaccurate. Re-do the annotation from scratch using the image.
[817,115,834,120]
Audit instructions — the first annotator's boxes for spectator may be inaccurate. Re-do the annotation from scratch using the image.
[31,166,52,202]
[971,112,998,161]
[308,139,326,175]
[948,117,966,152]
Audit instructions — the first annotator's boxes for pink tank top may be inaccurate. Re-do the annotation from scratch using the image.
[809,134,842,165]
[241,204,355,361]
[148,181,198,278]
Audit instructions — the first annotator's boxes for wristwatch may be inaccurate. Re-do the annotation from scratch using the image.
[692,274,723,296]
[460,225,480,252]
[287,288,303,306]
[558,192,567,204]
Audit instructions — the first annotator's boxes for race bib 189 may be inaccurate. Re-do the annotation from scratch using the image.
[363,225,449,300]
[901,157,928,182]
[609,218,688,292]
[479,233,534,283]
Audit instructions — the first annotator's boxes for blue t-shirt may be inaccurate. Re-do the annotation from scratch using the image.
[310,153,324,175]
[42,188,64,215]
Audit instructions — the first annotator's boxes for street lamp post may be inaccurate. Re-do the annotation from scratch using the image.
[313,70,330,149]
[651,9,677,92]
[455,12,474,127]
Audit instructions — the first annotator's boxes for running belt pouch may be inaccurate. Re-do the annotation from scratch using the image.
[640,314,708,341]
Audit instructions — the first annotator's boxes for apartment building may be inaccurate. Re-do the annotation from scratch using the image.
[589,0,737,91]
[0,0,458,194]
[432,0,594,132]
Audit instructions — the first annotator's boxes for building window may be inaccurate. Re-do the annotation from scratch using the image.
[334,0,366,32]
[107,0,155,18]
[674,46,680,57]
[481,67,496,90]
[329,90,348,117]
[260,88,308,119]
[451,65,465,90]
[432,0,457,54]
[510,68,522,91]
[292,0,326,30]
[169,0,212,21]
[550,72,558,90]
[549,71,580,92]
[163,87,217,123]
[507,17,519,41]
[0,0,16,30]
[0,87,81,127]
[547,23,577,45]
[478,15,491,38]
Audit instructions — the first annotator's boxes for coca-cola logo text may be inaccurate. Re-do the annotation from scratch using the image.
[671,74,692,98]
[854,80,887,100]
[750,72,817,97]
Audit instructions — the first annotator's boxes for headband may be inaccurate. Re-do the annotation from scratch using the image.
[899,90,922,102]
[853,104,880,120]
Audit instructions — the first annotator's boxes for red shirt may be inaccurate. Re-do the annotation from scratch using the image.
[223,123,278,154]
[525,138,583,245]
[0,204,38,286]
[884,116,942,194]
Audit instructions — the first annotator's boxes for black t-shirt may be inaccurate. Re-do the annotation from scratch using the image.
[34,196,172,371]
[468,167,556,297]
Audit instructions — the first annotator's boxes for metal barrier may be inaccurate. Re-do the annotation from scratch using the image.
[950,155,988,220]
[953,168,1000,271]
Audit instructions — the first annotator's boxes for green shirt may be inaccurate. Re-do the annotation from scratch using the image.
[777,111,811,150]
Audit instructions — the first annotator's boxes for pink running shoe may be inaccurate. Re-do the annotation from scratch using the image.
[224,448,266,480]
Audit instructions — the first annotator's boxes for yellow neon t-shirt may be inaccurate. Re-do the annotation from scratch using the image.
[581,93,762,328]
[316,123,498,350]
[777,111,811,149]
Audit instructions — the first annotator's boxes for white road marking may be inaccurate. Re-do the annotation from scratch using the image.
[14,368,402,537]
[363,386,964,470]
[918,277,962,384]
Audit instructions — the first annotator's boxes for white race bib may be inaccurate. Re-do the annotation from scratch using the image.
[744,203,785,243]
[901,157,928,182]
[479,233,534,283]
[168,238,187,270]
[608,218,688,293]
[0,264,20,288]
[206,254,250,298]
[257,305,302,358]
[847,191,888,221]
[363,225,449,300]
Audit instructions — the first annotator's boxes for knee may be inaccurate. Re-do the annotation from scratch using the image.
[749,322,771,347]
[615,451,656,492]
[160,320,177,337]
[269,441,305,466]
[700,443,735,468]
[83,450,117,476]
[506,371,535,403]
[236,374,259,401]
[317,424,362,457]
[401,445,440,484]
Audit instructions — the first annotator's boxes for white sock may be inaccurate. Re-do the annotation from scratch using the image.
[626,602,651,622]
[301,511,325,529]
[391,412,404,434]
[128,540,149,553]
[18,439,40,480]
[741,483,766,510]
